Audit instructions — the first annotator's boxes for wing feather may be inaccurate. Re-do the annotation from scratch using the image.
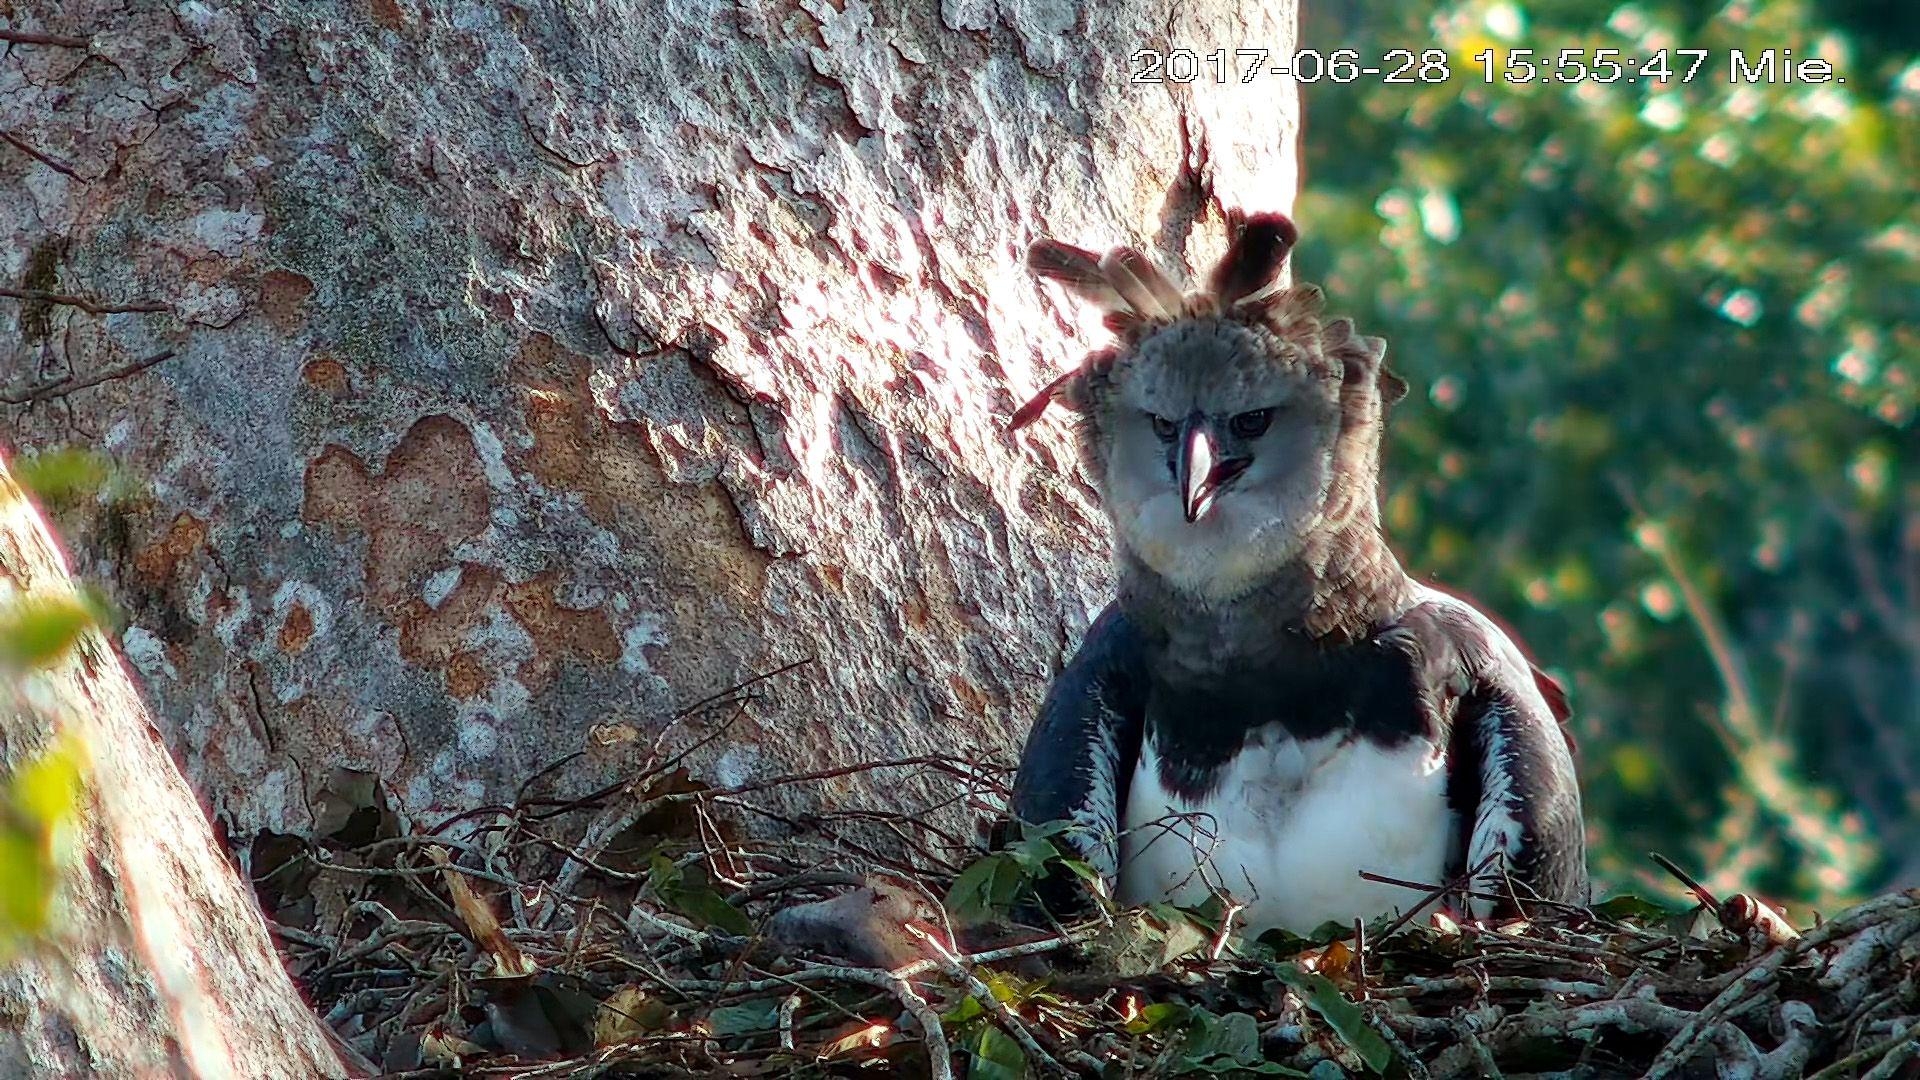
[1005,603,1148,886]
[1409,585,1590,918]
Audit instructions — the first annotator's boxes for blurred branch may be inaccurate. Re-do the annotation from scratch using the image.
[1611,474,1876,892]
[1612,478,1763,743]
[1829,500,1920,656]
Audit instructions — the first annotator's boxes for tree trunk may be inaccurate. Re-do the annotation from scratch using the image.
[0,0,1298,842]
[0,461,348,1077]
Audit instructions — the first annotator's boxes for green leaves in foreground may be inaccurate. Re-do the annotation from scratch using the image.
[945,819,1102,925]
[10,447,114,510]
[962,1023,1027,1080]
[0,593,100,670]
[1179,1009,1310,1076]
[0,735,89,953]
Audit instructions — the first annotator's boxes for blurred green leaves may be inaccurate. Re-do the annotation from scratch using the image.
[0,553,104,953]
[11,448,113,510]
[1301,0,1915,904]
[0,735,88,954]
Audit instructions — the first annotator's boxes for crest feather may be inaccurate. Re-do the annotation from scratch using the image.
[1098,248,1181,323]
[1006,349,1117,431]
[1207,212,1299,306]
[1008,368,1081,431]
[1026,240,1124,311]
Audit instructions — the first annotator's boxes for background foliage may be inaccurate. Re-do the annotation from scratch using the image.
[1297,0,1917,907]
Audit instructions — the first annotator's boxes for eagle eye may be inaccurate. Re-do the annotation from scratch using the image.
[1148,413,1178,442]
[1229,408,1275,439]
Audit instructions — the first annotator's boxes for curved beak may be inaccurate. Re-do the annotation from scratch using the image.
[1177,417,1251,524]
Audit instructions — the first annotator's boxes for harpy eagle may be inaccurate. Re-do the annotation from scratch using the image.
[1001,213,1588,934]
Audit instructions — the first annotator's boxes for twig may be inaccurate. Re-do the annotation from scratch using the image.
[669,962,953,1080]
[1357,868,1585,914]
[1647,889,1920,1078]
[906,923,1099,1075]
[1,350,177,405]
[1374,974,1609,999]
[1370,850,1502,943]
[0,28,90,47]
[0,287,169,315]
[777,993,799,1051]
[0,132,86,180]
[1807,1015,1920,1080]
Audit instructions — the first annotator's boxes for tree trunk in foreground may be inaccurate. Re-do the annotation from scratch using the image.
[0,460,347,1077]
[0,1,1298,837]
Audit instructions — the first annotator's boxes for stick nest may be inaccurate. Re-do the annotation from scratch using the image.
[264,686,1920,1080]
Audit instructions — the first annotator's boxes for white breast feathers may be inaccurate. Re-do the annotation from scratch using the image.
[1118,727,1458,936]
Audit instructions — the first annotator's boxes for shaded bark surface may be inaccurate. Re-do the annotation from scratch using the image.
[0,460,346,1078]
[0,0,1298,839]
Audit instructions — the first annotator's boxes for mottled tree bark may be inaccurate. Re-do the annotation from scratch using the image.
[1,0,1298,845]
[0,461,347,1077]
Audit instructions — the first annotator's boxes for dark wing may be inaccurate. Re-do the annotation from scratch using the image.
[1005,603,1148,887]
[1411,588,1590,918]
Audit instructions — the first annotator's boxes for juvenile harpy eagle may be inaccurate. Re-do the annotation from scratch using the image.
[1004,214,1588,934]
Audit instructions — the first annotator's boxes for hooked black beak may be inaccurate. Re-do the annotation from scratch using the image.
[1176,416,1251,524]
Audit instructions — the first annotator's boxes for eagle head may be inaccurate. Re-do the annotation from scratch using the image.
[1013,213,1408,602]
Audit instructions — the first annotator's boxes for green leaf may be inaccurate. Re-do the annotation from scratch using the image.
[1058,858,1102,885]
[1183,1009,1261,1065]
[1006,836,1058,872]
[1255,927,1315,958]
[1173,1010,1311,1076]
[647,853,682,891]
[707,999,781,1037]
[0,826,52,940]
[941,994,986,1025]
[0,595,96,669]
[646,856,752,936]
[9,739,86,828]
[964,1022,1028,1080]
[12,448,111,507]
[1304,919,1355,944]
[1273,965,1393,1075]
[945,854,1003,921]
[1589,894,1690,923]
[1019,819,1072,841]
[666,882,752,937]
[1125,1001,1190,1035]
[945,852,1033,924]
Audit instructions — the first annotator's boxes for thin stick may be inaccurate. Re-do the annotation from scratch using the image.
[0,132,86,180]
[1,350,177,405]
[0,28,90,47]
[1806,1015,1920,1080]
[1647,890,1920,1078]
[0,286,168,314]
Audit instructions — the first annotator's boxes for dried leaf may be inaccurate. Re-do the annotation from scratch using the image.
[434,846,533,976]
[595,984,671,1046]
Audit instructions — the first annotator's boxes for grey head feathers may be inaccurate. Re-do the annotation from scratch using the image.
[1011,213,1405,432]
[1013,212,1409,609]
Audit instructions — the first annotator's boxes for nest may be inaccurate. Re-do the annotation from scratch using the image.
[263,680,1920,1079]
